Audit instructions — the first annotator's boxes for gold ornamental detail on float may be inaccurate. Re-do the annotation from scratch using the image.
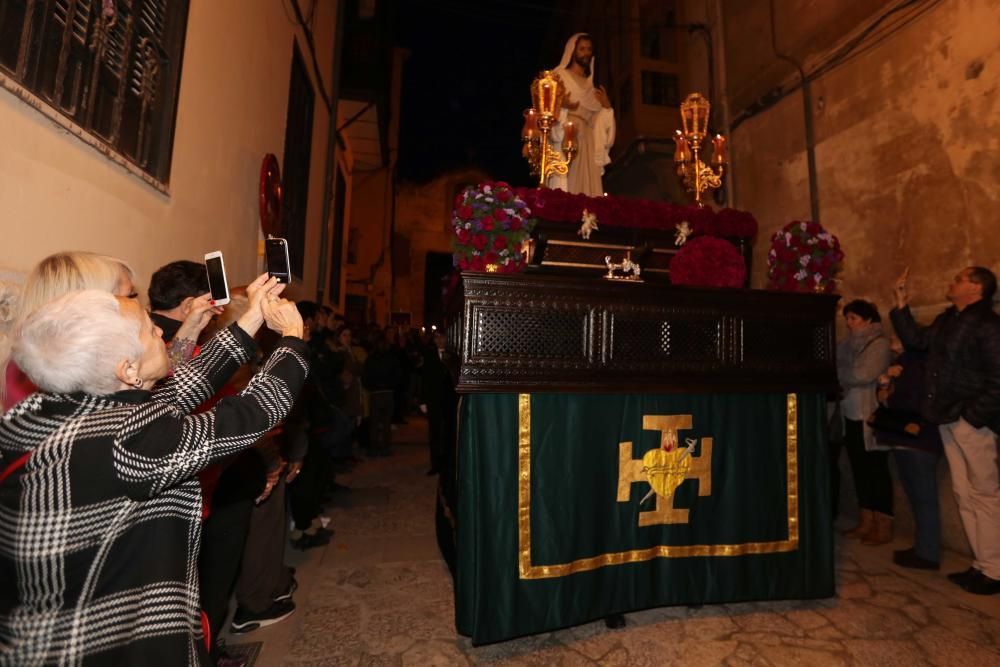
[616,415,712,526]
[673,92,728,207]
[516,394,801,580]
[521,70,576,187]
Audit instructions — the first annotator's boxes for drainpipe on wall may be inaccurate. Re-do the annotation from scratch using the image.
[768,0,820,224]
[315,0,347,304]
[712,0,734,208]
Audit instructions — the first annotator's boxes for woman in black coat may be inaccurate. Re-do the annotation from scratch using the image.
[871,348,944,569]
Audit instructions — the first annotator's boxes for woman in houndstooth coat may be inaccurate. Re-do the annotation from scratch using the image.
[0,275,308,666]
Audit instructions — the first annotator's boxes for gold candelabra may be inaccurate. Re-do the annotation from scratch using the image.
[673,92,728,206]
[521,70,576,187]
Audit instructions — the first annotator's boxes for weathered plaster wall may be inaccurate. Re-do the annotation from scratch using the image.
[724,0,998,555]
[341,46,406,324]
[726,0,998,314]
[723,0,896,114]
[0,0,340,302]
[344,168,394,324]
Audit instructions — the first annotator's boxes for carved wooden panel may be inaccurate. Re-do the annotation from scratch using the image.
[470,306,591,360]
[450,272,838,394]
[606,311,723,370]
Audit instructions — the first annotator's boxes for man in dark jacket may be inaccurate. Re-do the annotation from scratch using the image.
[891,266,1000,595]
[419,331,457,475]
[363,332,403,456]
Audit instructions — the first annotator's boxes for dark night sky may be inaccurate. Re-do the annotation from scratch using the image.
[395,0,558,185]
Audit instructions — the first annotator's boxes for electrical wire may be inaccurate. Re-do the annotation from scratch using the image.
[732,0,941,129]
[287,0,332,112]
[280,0,298,26]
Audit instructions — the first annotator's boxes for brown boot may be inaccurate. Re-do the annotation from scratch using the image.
[843,509,873,539]
[861,512,893,545]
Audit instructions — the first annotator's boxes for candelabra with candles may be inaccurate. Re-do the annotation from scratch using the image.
[521,70,576,187]
[673,92,728,206]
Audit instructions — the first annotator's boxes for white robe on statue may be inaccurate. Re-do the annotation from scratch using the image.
[547,33,616,197]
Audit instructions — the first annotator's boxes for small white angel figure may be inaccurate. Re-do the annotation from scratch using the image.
[578,209,599,240]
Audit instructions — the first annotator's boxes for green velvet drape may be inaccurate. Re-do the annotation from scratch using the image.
[455,392,833,645]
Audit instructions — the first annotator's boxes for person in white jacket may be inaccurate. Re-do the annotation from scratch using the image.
[836,299,894,545]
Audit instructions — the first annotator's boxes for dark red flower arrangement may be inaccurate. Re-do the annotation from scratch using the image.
[452,182,536,273]
[512,187,757,239]
[669,237,747,288]
[767,220,844,293]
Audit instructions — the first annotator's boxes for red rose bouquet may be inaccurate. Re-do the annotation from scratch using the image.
[669,237,747,288]
[766,220,843,293]
[452,182,536,273]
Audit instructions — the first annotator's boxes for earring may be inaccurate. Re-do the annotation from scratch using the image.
[132,377,144,388]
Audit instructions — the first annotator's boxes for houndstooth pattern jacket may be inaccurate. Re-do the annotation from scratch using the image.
[0,325,309,666]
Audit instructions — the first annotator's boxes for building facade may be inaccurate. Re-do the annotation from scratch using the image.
[0,0,401,316]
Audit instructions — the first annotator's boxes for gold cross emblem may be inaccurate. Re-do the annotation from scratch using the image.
[617,415,713,526]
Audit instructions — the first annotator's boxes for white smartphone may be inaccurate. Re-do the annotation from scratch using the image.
[204,251,231,306]
[265,237,292,284]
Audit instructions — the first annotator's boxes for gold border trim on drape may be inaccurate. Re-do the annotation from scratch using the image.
[518,393,800,579]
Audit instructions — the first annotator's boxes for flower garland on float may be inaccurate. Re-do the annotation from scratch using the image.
[766,220,843,293]
[451,182,536,273]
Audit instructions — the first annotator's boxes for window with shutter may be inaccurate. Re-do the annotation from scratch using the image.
[0,0,189,185]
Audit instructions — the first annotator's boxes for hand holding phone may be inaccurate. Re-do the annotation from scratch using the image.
[236,273,281,337]
[204,251,230,306]
[893,266,909,308]
[174,293,224,343]
[262,296,305,339]
[265,237,291,284]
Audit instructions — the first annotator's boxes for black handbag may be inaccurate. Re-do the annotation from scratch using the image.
[867,405,922,438]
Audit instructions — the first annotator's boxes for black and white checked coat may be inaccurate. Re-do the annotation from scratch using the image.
[0,325,309,666]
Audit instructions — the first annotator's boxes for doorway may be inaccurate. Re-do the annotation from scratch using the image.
[424,252,455,329]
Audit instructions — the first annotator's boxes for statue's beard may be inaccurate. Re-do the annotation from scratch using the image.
[572,55,592,77]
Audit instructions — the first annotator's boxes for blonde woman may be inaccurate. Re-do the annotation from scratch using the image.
[1,252,136,411]
[1,252,216,412]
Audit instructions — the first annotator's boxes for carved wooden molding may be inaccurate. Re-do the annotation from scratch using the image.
[450,272,838,394]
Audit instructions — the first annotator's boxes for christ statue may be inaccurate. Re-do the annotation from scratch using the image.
[547,33,616,197]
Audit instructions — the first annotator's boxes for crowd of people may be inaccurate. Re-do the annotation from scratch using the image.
[832,266,1000,596]
[0,252,457,666]
[1,250,996,664]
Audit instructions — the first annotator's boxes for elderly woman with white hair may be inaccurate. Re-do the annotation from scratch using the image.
[0,274,307,665]
[2,251,219,412]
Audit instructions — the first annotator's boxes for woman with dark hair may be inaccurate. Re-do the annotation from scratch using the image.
[836,299,895,544]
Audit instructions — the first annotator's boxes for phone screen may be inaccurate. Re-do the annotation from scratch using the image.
[266,239,291,283]
[205,256,228,301]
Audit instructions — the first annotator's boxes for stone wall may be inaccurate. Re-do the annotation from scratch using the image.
[391,169,490,326]
[723,0,999,556]
[724,0,998,312]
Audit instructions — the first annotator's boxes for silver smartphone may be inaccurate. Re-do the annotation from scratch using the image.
[204,251,231,306]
